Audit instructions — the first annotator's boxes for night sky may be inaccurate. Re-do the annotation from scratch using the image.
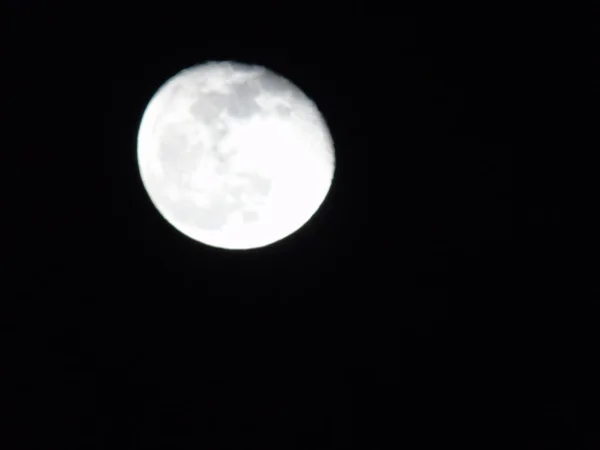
[2,4,593,450]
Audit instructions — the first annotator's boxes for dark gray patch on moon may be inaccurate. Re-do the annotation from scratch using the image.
[189,78,263,122]
[157,127,203,185]
[243,211,259,223]
[257,72,295,97]
[188,96,222,123]
[275,103,293,117]
[237,172,272,199]
[226,81,263,118]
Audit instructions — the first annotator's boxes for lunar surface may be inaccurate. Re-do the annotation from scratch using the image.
[136,61,335,250]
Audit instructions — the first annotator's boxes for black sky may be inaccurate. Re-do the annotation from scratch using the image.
[1,5,593,450]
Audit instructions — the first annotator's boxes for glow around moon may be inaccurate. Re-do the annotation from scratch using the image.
[136,61,335,250]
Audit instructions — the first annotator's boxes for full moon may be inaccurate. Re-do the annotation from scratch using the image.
[137,61,336,250]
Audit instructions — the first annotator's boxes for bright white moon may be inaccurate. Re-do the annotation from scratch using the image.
[137,61,336,250]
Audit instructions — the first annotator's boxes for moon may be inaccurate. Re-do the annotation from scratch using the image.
[136,61,335,250]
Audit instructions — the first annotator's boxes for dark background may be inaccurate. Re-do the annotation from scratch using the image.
[1,4,592,450]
